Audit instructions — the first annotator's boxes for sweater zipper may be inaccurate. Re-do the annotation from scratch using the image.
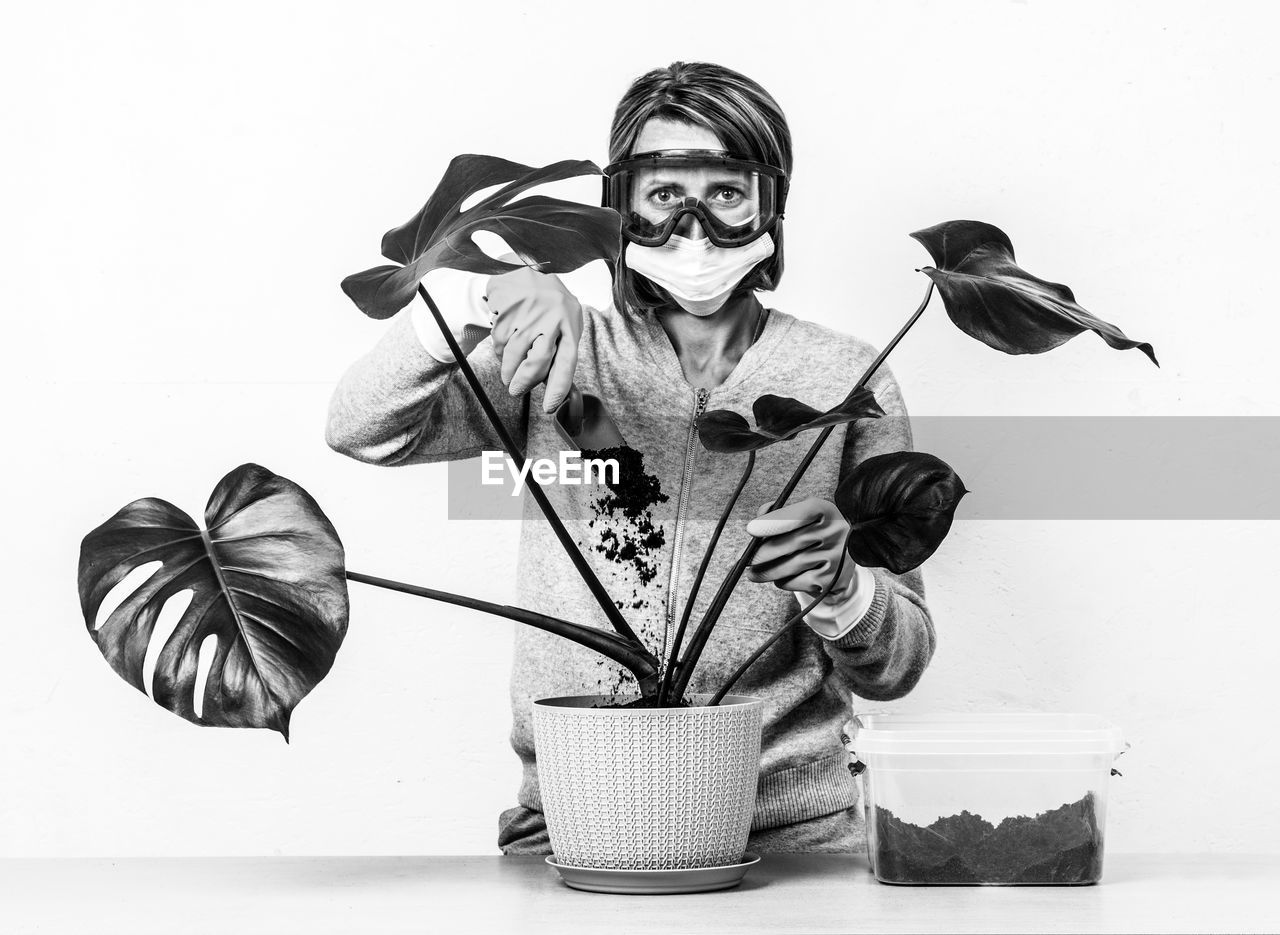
[664,387,711,658]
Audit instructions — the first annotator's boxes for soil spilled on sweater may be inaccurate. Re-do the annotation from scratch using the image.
[581,445,668,586]
[577,445,669,698]
[873,792,1103,884]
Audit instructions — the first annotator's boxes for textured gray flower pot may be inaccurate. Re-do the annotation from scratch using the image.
[532,693,764,870]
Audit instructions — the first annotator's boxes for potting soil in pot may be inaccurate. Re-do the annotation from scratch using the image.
[872,791,1103,884]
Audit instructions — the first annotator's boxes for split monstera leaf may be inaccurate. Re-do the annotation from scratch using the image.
[78,464,349,741]
[341,155,621,320]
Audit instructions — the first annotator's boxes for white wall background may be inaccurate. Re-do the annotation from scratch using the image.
[4,0,1278,857]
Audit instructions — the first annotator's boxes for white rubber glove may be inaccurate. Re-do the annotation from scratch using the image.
[411,267,497,363]
[745,497,876,641]
[487,266,583,412]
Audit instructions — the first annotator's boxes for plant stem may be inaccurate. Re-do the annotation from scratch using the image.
[346,570,659,694]
[670,281,935,699]
[415,283,643,650]
[657,450,756,706]
[707,532,853,706]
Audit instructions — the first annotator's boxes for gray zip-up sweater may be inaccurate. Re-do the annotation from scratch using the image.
[325,297,935,849]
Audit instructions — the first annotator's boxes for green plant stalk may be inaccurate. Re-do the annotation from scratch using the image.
[346,570,659,695]
[416,283,645,651]
[708,532,853,706]
[671,281,935,700]
[657,450,757,706]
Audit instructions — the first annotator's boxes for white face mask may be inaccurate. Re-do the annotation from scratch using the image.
[626,231,776,316]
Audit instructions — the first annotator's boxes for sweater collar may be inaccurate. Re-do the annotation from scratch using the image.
[632,302,794,396]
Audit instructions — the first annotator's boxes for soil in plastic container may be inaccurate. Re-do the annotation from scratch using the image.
[873,791,1104,884]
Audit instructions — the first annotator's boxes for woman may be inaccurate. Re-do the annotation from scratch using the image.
[326,61,935,855]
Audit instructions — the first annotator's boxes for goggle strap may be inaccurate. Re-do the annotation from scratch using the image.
[603,150,787,180]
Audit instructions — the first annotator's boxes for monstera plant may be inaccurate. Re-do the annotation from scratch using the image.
[78,153,1158,737]
[665,220,1158,703]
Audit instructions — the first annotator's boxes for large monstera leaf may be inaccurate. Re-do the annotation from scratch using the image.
[912,220,1158,366]
[834,451,968,574]
[342,155,622,319]
[78,463,348,740]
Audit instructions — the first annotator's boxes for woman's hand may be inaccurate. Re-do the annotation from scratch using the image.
[744,497,857,599]
[487,266,583,413]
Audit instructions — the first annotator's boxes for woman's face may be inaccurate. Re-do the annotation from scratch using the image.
[629,119,761,241]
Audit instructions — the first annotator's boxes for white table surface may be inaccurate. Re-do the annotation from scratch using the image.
[1,854,1275,934]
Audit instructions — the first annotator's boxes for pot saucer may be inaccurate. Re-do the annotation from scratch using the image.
[545,853,761,895]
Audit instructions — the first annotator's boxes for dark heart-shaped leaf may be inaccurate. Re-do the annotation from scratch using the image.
[78,463,349,740]
[754,388,885,440]
[342,155,622,319]
[696,388,885,454]
[834,451,968,574]
[696,410,771,453]
[911,220,1157,366]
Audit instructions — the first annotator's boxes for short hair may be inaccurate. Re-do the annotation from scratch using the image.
[606,62,793,315]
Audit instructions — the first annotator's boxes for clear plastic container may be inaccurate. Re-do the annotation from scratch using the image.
[847,713,1128,886]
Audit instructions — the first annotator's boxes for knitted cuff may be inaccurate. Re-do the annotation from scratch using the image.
[800,564,876,641]
[826,575,892,651]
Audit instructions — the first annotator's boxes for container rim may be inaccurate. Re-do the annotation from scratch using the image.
[851,712,1120,730]
[849,712,1125,757]
[851,712,1115,722]
[534,693,763,714]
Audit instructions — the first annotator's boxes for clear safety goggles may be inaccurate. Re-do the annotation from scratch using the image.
[602,149,789,248]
